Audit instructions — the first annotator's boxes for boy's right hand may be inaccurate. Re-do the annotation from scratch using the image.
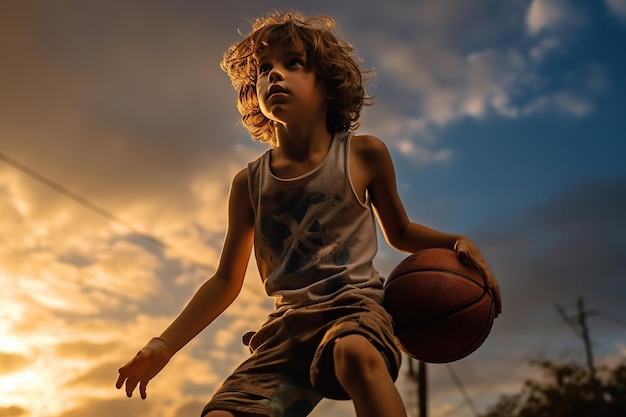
[116,337,171,399]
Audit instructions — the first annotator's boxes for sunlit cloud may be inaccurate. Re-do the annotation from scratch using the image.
[395,140,453,165]
[0,405,28,417]
[526,0,584,34]
[0,352,30,375]
[527,0,568,34]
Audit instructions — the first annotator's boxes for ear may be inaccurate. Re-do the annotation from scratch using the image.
[323,83,335,101]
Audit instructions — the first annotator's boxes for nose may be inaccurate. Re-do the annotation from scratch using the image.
[268,66,284,83]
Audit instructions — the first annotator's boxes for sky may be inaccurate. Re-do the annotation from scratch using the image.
[1,0,625,416]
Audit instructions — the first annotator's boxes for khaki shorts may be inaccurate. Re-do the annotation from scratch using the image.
[201,291,401,417]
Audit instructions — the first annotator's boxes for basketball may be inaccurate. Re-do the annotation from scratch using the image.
[383,248,495,363]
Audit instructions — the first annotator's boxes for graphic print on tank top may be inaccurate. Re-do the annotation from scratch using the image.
[259,185,354,293]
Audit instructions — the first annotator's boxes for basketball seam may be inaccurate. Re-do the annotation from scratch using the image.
[386,267,483,288]
[387,268,490,329]
[393,291,489,329]
[429,299,495,363]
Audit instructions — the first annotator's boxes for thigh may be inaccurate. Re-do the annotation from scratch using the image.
[309,293,402,400]
[202,316,322,417]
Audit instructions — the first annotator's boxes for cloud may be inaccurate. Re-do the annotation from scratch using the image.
[527,0,567,34]
[0,406,28,417]
[343,0,602,163]
[0,1,253,259]
[0,352,29,375]
[521,90,594,116]
[529,36,562,61]
[395,140,453,165]
[526,0,583,34]
[64,361,121,388]
[56,398,154,417]
[606,0,626,21]
[173,400,207,417]
[0,216,162,316]
[0,147,269,417]
[56,340,120,358]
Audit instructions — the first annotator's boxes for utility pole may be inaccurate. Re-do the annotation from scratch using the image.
[555,297,597,381]
[408,358,427,417]
[419,360,427,417]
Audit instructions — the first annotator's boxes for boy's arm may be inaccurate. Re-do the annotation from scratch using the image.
[359,135,502,315]
[158,168,255,354]
[356,135,455,252]
[116,168,255,398]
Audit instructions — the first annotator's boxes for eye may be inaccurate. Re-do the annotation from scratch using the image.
[258,63,271,74]
[288,58,305,68]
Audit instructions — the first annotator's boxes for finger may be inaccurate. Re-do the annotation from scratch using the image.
[487,280,502,317]
[493,299,502,317]
[476,265,500,315]
[116,362,134,390]
[116,355,139,389]
[494,288,503,316]
[140,380,149,400]
[456,247,469,261]
[458,249,483,273]
[115,372,126,389]
[126,377,139,398]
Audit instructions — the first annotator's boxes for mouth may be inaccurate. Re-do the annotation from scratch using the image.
[268,84,288,99]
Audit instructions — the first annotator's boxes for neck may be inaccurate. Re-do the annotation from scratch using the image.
[274,122,332,161]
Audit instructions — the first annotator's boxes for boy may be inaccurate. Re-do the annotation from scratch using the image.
[116,11,502,417]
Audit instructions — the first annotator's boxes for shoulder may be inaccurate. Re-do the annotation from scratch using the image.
[228,167,254,220]
[350,134,393,167]
[232,167,250,191]
[351,134,387,152]
[229,167,251,205]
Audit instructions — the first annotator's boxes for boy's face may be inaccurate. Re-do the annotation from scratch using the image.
[255,42,327,127]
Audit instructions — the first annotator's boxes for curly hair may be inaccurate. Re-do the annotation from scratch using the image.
[220,11,373,146]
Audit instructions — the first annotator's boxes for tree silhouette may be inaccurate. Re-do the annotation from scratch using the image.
[480,358,626,417]
[482,298,625,417]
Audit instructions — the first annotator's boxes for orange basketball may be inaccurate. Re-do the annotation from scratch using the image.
[383,248,495,363]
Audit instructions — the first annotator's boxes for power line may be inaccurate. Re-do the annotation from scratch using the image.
[0,152,179,256]
[596,310,626,328]
[446,364,480,417]
[0,151,266,298]
[439,318,567,417]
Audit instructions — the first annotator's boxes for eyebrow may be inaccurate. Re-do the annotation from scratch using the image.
[257,47,306,62]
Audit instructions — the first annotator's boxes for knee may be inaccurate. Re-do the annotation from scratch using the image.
[333,334,387,385]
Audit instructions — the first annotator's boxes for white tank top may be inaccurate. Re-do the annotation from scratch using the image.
[247,131,384,313]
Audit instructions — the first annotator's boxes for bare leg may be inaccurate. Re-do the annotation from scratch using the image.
[333,334,407,417]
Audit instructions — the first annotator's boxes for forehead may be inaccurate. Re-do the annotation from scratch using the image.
[255,42,306,61]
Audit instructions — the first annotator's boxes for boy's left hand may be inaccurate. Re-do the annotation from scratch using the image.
[454,238,502,317]
[116,337,171,399]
